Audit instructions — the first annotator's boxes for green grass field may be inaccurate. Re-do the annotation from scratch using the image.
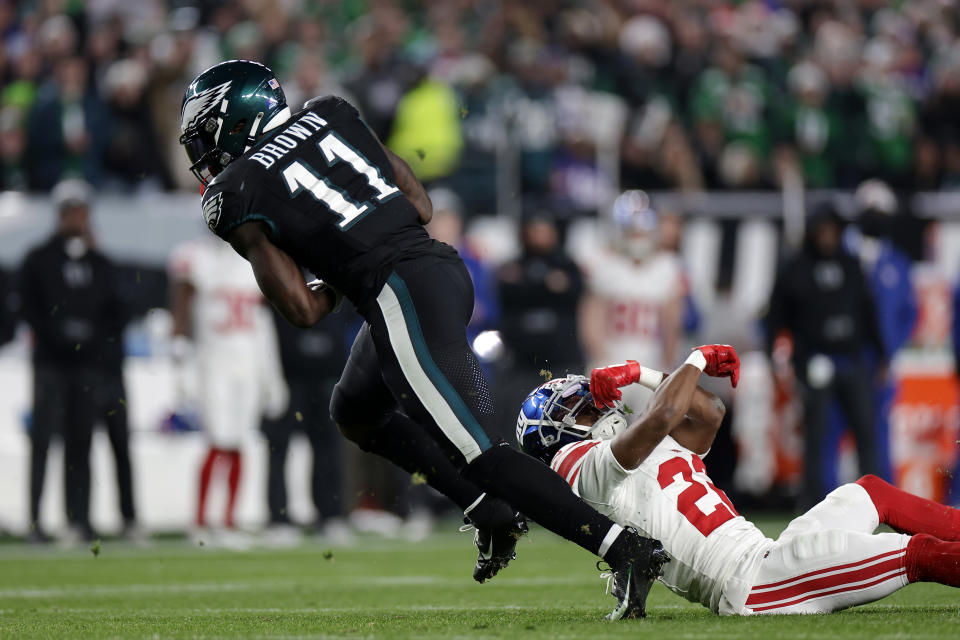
[0,516,957,639]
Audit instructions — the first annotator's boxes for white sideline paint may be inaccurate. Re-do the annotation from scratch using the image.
[0,576,600,600]
[8,605,552,616]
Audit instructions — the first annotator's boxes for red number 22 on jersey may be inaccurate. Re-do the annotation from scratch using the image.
[657,456,739,536]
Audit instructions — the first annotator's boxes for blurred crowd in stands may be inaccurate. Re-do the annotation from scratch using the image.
[2,0,960,544]
[2,0,960,201]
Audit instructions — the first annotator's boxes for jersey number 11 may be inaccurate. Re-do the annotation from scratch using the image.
[282,132,399,229]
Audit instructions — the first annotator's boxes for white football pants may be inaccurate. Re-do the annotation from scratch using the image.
[742,483,911,614]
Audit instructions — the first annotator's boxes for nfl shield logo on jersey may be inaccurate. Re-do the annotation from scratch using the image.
[202,192,223,230]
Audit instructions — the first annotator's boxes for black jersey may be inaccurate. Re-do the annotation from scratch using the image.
[200,96,456,310]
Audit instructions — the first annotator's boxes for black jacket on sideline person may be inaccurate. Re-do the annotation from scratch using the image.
[763,206,884,510]
[764,240,885,371]
[19,233,133,538]
[498,249,585,373]
[19,235,129,369]
[493,238,585,444]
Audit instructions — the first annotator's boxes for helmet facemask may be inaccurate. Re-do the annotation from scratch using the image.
[620,229,657,261]
[590,407,629,440]
[517,376,628,462]
[179,116,232,185]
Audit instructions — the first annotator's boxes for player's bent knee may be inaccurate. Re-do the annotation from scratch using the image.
[330,389,392,448]
[328,385,351,426]
[855,474,885,490]
[330,386,385,429]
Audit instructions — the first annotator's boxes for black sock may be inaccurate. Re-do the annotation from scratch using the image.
[349,411,515,528]
[602,527,645,567]
[463,492,517,531]
[463,444,621,556]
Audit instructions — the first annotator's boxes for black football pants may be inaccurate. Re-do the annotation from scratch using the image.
[31,365,96,531]
[94,371,136,524]
[333,256,621,555]
[262,376,343,524]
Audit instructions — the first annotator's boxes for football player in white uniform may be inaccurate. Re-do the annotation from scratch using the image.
[518,345,960,615]
[579,191,683,411]
[169,236,288,532]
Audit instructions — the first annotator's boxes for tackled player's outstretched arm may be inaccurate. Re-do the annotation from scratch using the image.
[670,388,726,456]
[226,222,335,328]
[382,145,433,224]
[610,364,702,470]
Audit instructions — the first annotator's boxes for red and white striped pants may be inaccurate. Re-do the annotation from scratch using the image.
[739,483,910,614]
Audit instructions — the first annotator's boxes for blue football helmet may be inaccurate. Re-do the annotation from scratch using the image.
[610,189,658,260]
[611,189,657,232]
[516,375,628,464]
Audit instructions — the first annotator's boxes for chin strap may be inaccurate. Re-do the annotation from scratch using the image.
[244,111,265,151]
[245,106,293,152]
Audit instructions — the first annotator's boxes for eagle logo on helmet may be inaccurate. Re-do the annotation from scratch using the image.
[180,80,232,134]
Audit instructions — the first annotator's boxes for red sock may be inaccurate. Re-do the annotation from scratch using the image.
[856,475,960,541]
[224,450,242,529]
[196,448,220,527]
[906,534,960,586]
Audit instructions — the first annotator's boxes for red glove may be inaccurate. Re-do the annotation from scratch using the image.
[693,344,740,388]
[589,360,642,409]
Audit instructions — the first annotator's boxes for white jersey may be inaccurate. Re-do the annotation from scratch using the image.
[584,251,681,370]
[168,238,288,445]
[169,238,268,358]
[551,436,772,613]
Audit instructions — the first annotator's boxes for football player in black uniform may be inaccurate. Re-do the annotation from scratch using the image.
[179,60,668,619]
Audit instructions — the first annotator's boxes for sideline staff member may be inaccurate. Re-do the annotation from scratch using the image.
[19,180,133,542]
[764,205,885,511]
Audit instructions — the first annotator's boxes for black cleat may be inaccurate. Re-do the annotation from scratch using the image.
[470,512,529,583]
[604,531,669,620]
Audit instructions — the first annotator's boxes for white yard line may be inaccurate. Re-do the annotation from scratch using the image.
[0,575,600,599]
[0,581,274,599]
[0,604,553,615]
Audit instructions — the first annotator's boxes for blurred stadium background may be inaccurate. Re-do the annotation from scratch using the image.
[0,0,959,543]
